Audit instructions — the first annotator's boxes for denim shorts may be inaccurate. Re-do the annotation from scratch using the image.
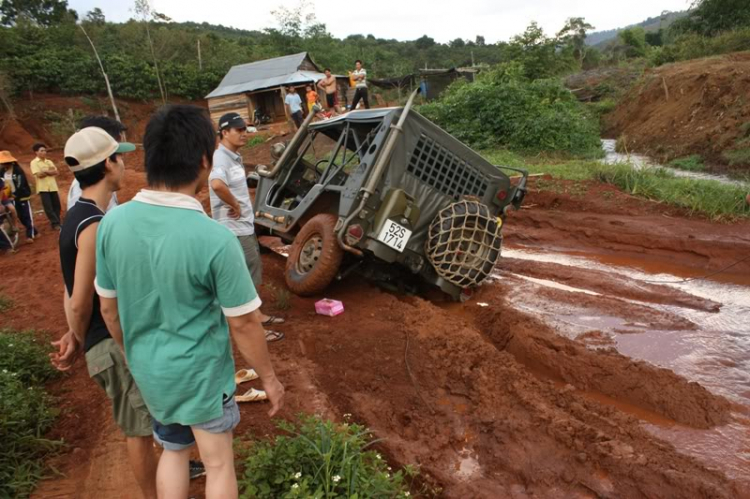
[152,397,240,451]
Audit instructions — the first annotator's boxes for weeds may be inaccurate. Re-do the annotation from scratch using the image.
[0,294,12,312]
[245,135,266,148]
[668,155,705,172]
[274,287,292,312]
[239,414,425,498]
[722,147,750,167]
[0,330,61,498]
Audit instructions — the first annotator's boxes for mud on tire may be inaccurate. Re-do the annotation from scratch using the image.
[285,213,344,296]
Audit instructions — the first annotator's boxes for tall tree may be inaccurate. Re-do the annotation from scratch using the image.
[0,0,77,26]
[557,17,594,67]
[134,0,170,105]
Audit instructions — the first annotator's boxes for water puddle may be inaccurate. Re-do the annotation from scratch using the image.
[601,139,748,187]
[498,245,750,485]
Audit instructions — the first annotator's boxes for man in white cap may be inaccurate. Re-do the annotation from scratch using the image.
[49,127,159,498]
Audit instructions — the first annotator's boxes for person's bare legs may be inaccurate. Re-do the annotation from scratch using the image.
[156,446,191,499]
[192,428,237,499]
[126,436,158,499]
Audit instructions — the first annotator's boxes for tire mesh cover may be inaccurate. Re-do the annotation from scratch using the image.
[425,200,502,288]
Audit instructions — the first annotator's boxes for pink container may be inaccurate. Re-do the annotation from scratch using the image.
[315,298,344,317]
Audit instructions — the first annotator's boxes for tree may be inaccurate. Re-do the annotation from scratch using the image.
[77,23,122,128]
[475,35,486,46]
[1,0,77,27]
[415,35,436,50]
[618,27,648,58]
[134,0,170,104]
[84,7,105,25]
[671,0,750,36]
[449,38,465,48]
[557,17,594,67]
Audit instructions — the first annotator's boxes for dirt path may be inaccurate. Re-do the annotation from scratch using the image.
[2,164,749,497]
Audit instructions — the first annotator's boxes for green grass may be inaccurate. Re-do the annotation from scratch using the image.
[0,330,62,498]
[245,135,266,148]
[238,414,427,498]
[668,155,705,172]
[485,149,750,220]
[722,147,750,167]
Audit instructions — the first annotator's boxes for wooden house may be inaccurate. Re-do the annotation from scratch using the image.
[206,52,348,125]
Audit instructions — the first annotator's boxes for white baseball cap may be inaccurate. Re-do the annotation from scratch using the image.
[64,127,135,172]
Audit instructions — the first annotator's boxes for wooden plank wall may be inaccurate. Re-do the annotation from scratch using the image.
[207,94,251,126]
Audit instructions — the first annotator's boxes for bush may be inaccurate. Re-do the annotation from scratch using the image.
[668,155,705,171]
[0,330,61,498]
[239,415,418,498]
[419,63,602,157]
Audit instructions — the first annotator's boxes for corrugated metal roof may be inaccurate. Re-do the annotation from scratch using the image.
[206,52,323,99]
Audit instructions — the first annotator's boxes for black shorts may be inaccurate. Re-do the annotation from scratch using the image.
[326,93,336,108]
[292,111,304,127]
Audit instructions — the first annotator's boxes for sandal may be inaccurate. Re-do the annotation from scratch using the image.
[235,368,259,384]
[265,330,285,342]
[262,315,286,326]
[235,388,268,403]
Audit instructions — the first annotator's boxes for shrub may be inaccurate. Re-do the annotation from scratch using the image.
[239,414,418,498]
[722,147,750,166]
[0,330,61,498]
[668,155,705,171]
[419,63,602,157]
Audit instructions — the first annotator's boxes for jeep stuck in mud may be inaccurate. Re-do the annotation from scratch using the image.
[253,90,527,300]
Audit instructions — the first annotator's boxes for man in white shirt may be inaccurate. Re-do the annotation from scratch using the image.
[284,86,304,129]
[350,60,370,110]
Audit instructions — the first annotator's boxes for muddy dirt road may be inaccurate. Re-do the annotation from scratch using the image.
[1,160,749,498]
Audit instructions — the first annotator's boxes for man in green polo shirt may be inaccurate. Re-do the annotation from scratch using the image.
[95,105,284,498]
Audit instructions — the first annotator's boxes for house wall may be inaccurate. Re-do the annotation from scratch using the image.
[207,94,251,126]
[249,88,286,121]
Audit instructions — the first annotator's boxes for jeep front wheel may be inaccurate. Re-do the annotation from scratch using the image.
[285,214,344,296]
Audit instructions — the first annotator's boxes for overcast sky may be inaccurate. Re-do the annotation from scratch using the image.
[67,0,692,43]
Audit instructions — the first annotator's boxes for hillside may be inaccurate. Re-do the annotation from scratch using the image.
[604,51,750,174]
[586,10,687,47]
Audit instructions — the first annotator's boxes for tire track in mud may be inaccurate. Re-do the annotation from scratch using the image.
[295,282,740,498]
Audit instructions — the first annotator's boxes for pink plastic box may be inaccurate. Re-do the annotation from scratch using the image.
[315,298,344,317]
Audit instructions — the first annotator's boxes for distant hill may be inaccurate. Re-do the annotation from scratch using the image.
[586,11,688,47]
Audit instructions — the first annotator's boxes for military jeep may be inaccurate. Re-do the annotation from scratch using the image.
[254,90,527,300]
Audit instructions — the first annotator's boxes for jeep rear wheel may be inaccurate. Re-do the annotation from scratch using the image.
[285,214,344,296]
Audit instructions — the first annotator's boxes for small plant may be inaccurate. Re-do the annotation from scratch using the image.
[245,135,266,148]
[239,414,420,498]
[722,147,750,167]
[615,134,629,154]
[0,330,61,498]
[0,294,12,312]
[668,155,705,172]
[274,287,292,312]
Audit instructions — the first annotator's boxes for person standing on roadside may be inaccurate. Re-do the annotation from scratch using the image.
[49,127,161,498]
[94,105,285,498]
[349,60,370,110]
[1,151,38,243]
[317,68,340,114]
[209,112,286,339]
[30,143,62,230]
[284,86,304,129]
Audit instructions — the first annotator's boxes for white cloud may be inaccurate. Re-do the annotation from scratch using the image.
[68,0,692,43]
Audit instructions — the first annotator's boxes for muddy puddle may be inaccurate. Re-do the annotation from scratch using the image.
[495,245,750,485]
[601,139,749,187]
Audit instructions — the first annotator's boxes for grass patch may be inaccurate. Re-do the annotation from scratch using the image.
[0,294,12,312]
[274,287,292,312]
[245,135,266,148]
[239,414,429,498]
[722,147,750,167]
[486,149,750,220]
[0,330,62,498]
[668,155,705,172]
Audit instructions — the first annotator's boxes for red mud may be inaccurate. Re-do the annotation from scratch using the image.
[0,115,747,497]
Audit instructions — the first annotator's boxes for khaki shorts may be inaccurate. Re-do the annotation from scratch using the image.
[238,233,263,288]
[85,338,152,438]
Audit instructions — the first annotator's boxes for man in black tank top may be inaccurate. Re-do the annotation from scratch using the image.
[52,124,163,498]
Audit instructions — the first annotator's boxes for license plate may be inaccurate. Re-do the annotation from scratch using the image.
[377,220,412,253]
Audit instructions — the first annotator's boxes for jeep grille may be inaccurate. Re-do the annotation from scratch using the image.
[407,134,489,200]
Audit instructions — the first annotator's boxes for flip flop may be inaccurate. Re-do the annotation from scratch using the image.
[235,388,268,403]
[262,315,286,326]
[265,330,285,342]
[235,368,259,384]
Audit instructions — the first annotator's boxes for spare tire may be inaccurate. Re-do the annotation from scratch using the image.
[285,213,344,296]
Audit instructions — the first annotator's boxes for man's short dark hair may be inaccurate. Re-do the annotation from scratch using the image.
[355,60,362,65]
[324,68,331,72]
[79,116,127,140]
[143,105,215,189]
[74,161,110,188]
[32,143,46,152]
